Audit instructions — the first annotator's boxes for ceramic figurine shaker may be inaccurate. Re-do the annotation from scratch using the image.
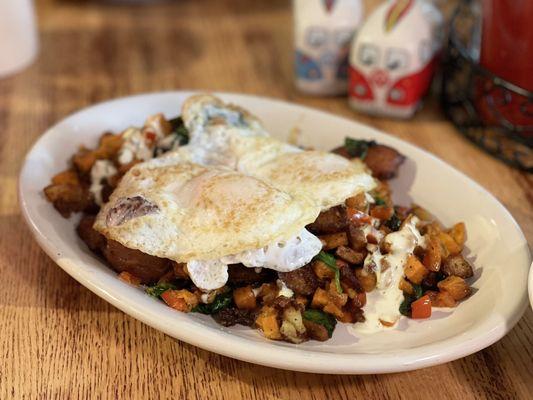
[294,0,364,96]
[348,0,443,118]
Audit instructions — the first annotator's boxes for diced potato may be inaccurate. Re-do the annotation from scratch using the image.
[73,149,98,174]
[319,232,349,250]
[355,268,377,292]
[434,291,457,307]
[421,221,443,236]
[437,276,471,301]
[399,277,414,295]
[312,260,335,280]
[370,205,394,221]
[423,238,442,272]
[345,192,368,211]
[97,133,123,158]
[280,307,306,344]
[257,283,279,304]
[404,254,428,284]
[311,288,329,308]
[442,255,474,279]
[327,282,348,307]
[233,286,257,310]
[411,204,434,221]
[295,295,308,308]
[51,170,80,185]
[448,222,466,247]
[255,306,281,340]
[323,303,344,319]
[335,246,365,264]
[438,232,462,256]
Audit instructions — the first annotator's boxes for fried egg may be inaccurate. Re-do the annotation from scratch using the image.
[93,159,322,289]
[180,94,377,210]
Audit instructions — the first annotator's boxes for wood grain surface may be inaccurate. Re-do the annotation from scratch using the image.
[1,0,532,398]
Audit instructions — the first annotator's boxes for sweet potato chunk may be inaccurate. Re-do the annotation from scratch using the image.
[233,286,257,310]
[255,306,281,340]
[404,254,428,284]
[423,238,442,272]
[438,232,462,257]
[437,276,471,301]
[448,222,466,247]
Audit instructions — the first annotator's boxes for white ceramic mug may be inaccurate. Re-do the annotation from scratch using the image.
[0,0,38,78]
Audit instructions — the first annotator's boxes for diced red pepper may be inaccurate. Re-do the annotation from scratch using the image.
[411,294,432,319]
[161,290,188,312]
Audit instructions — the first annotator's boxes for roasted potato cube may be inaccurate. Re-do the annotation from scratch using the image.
[399,277,414,295]
[345,192,368,211]
[319,232,349,250]
[423,238,442,272]
[312,260,335,280]
[438,232,462,257]
[370,205,394,221]
[437,276,471,301]
[448,222,466,247]
[335,246,365,264]
[233,286,257,310]
[347,225,367,251]
[404,254,428,284]
[442,255,474,279]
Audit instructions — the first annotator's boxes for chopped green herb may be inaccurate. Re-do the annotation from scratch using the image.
[412,283,424,299]
[169,116,189,145]
[344,137,376,159]
[315,251,343,293]
[145,282,177,299]
[385,213,402,231]
[374,196,386,206]
[303,309,337,338]
[192,290,233,315]
[399,295,415,316]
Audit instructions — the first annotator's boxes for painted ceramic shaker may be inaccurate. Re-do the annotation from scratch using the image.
[348,0,443,118]
[294,0,364,96]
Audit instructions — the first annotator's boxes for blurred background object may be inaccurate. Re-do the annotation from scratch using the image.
[293,0,364,96]
[348,0,443,119]
[0,0,39,78]
[441,0,533,172]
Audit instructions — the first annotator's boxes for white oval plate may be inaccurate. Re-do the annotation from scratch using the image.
[19,91,531,374]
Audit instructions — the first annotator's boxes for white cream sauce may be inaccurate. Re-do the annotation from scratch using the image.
[354,217,425,333]
[89,160,117,206]
[186,228,322,291]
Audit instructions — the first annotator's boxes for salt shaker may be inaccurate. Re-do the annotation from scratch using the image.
[293,0,364,96]
[348,0,443,118]
[0,0,38,78]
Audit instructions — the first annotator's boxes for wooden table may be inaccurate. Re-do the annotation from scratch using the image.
[1,0,531,398]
